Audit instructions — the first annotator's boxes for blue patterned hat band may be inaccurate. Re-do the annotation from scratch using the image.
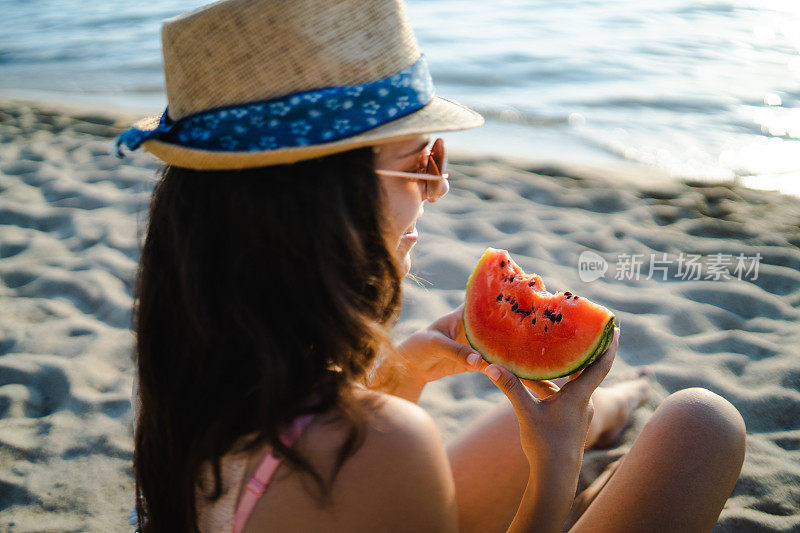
[113,54,435,158]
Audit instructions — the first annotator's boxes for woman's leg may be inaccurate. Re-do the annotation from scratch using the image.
[446,375,651,533]
[446,399,527,533]
[568,387,746,533]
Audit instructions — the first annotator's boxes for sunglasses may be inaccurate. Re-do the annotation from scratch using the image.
[374,137,449,203]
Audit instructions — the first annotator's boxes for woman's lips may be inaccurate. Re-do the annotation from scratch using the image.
[401,226,418,243]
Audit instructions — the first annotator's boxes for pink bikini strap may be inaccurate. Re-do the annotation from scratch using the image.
[232,413,316,533]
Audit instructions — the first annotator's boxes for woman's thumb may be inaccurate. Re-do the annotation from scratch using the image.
[484,364,536,411]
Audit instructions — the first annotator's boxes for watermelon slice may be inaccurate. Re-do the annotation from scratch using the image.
[463,248,616,380]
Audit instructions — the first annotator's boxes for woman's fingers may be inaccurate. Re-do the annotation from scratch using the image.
[429,304,471,346]
[427,332,488,372]
[559,327,619,403]
[454,317,469,346]
[429,304,463,341]
[520,377,561,399]
[484,364,539,413]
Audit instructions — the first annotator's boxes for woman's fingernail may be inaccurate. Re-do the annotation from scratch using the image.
[485,365,501,381]
[467,353,481,366]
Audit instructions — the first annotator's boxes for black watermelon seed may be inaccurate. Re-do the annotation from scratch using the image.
[556,313,562,322]
[564,291,572,296]
[574,296,579,300]
[496,294,503,301]
[509,276,515,282]
[500,261,505,268]
[544,326,548,332]
[511,303,518,311]
[565,295,571,299]
[532,317,536,324]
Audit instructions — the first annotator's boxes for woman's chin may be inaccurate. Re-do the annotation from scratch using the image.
[398,253,411,277]
[392,234,415,277]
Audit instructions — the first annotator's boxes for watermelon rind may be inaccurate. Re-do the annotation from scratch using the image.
[464,315,616,381]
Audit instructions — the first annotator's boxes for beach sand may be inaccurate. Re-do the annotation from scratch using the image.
[1,96,798,532]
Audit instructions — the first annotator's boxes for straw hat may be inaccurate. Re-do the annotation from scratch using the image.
[112,0,483,170]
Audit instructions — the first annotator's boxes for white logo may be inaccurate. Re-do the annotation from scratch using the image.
[578,250,608,283]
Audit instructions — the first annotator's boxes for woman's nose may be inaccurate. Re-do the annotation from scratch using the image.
[437,178,450,201]
[426,177,449,203]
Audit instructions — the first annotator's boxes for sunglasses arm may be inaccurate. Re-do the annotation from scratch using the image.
[374,169,449,180]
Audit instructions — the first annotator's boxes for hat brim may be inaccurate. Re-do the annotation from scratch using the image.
[133,96,483,170]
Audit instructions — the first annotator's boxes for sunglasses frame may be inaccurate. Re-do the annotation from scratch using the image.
[373,169,450,181]
[374,137,449,202]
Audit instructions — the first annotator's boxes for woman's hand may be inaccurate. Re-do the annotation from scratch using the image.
[381,304,574,392]
[394,304,489,385]
[391,304,571,394]
[368,303,593,405]
[483,327,620,533]
[486,327,618,465]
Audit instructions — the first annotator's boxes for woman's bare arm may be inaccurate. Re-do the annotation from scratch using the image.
[508,450,584,533]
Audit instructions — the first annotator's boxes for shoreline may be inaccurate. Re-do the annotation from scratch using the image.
[1,96,799,531]
[4,90,798,200]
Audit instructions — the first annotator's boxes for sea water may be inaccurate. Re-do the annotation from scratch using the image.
[1,0,798,196]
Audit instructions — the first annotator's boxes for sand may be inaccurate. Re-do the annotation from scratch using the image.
[0,96,798,532]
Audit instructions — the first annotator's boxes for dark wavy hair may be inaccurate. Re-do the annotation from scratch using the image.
[132,146,404,532]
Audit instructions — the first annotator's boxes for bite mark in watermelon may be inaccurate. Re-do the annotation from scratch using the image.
[463,248,616,380]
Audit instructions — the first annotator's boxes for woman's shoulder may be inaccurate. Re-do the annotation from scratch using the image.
[306,386,453,489]
[245,387,458,532]
[351,385,442,436]
[305,386,447,463]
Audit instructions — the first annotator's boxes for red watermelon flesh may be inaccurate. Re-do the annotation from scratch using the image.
[463,248,616,380]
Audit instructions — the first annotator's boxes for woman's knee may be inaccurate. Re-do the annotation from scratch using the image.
[649,387,746,463]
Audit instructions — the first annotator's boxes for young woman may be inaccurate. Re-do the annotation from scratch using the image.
[120,1,745,531]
